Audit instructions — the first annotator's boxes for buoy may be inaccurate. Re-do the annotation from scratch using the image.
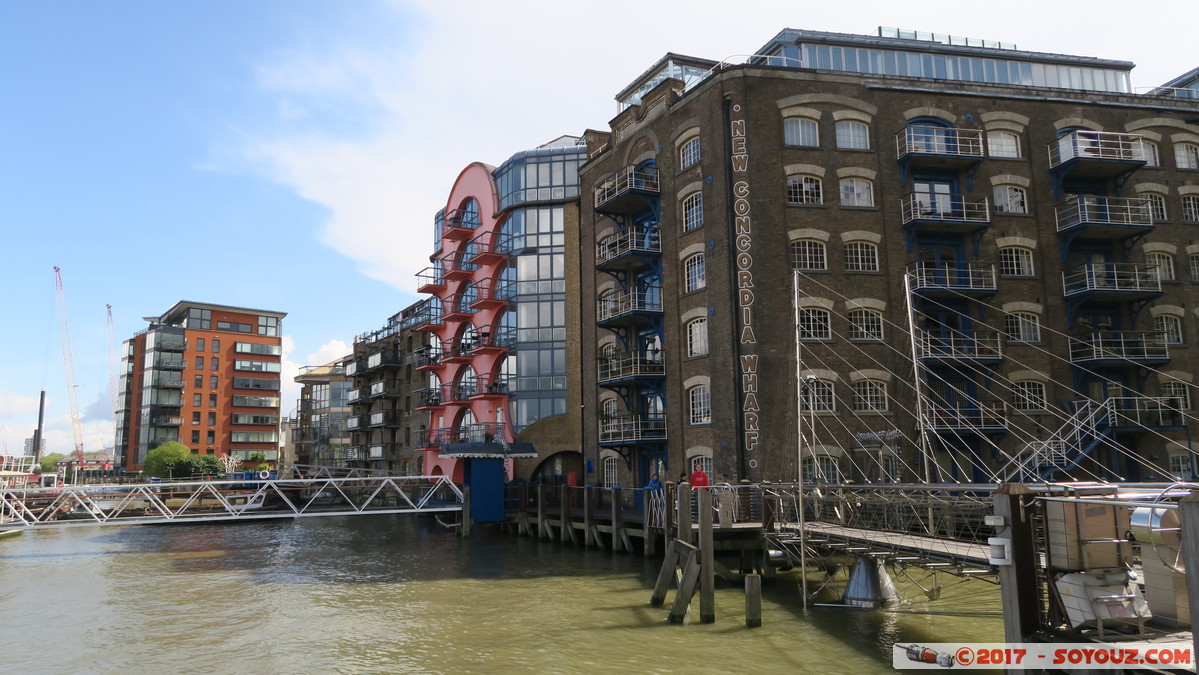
[258,470,271,480]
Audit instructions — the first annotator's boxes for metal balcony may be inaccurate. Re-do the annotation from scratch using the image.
[155,336,187,351]
[346,415,363,431]
[440,207,481,242]
[149,415,184,427]
[440,336,477,364]
[895,126,985,166]
[908,262,996,296]
[365,352,401,371]
[471,373,512,398]
[414,388,442,409]
[470,324,516,353]
[152,354,186,370]
[413,348,444,371]
[926,402,1008,433]
[1108,396,1186,429]
[347,388,364,404]
[368,410,400,428]
[428,422,505,447]
[598,351,666,384]
[596,225,662,272]
[442,294,477,321]
[599,414,667,445]
[369,379,403,398]
[900,193,991,233]
[597,287,663,326]
[1054,196,1153,238]
[916,329,1003,363]
[1062,263,1162,300]
[441,381,478,403]
[344,360,362,378]
[468,229,512,266]
[406,304,444,332]
[152,375,185,389]
[594,165,659,215]
[1048,130,1146,173]
[416,266,445,294]
[1068,331,1169,365]
[440,250,478,281]
[470,277,514,310]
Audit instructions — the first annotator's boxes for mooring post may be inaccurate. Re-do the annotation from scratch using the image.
[583,485,595,548]
[560,484,573,544]
[745,573,762,627]
[663,482,676,555]
[1179,495,1199,661]
[677,482,693,545]
[993,483,1038,643]
[650,539,684,607]
[698,488,715,623]
[461,486,471,538]
[611,488,625,553]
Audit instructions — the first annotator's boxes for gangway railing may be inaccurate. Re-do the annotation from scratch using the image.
[0,475,463,529]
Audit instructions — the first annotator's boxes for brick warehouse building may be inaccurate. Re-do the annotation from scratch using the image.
[115,301,286,470]
[578,28,1199,488]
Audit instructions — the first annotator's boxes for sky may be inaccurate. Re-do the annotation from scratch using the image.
[0,0,1194,457]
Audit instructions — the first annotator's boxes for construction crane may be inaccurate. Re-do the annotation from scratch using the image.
[53,266,88,476]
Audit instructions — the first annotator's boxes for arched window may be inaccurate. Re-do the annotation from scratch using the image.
[801,379,836,412]
[682,191,704,231]
[787,175,823,204]
[799,309,831,341]
[1175,142,1199,170]
[844,242,879,272]
[598,289,618,320]
[790,240,827,270]
[1154,314,1184,344]
[987,130,1021,158]
[1183,196,1199,222]
[686,317,709,357]
[601,398,619,418]
[1137,139,1160,166]
[993,186,1028,214]
[1148,252,1176,281]
[852,380,888,412]
[679,136,701,169]
[1190,254,1199,282]
[603,456,620,487]
[1011,381,1046,410]
[848,308,884,341]
[683,253,706,293]
[1005,312,1041,343]
[998,247,1035,277]
[839,178,874,207]
[784,117,819,147]
[459,198,480,227]
[1144,193,1168,221]
[835,121,869,149]
[688,385,711,425]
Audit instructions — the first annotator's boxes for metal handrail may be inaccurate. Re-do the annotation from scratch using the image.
[596,225,662,264]
[1062,263,1161,296]
[908,261,996,291]
[899,193,990,224]
[593,166,659,207]
[915,329,1003,359]
[1054,195,1152,231]
[895,126,985,159]
[597,287,663,322]
[1048,130,1146,168]
[1068,331,1169,362]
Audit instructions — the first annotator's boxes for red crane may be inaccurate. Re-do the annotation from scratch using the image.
[53,266,88,473]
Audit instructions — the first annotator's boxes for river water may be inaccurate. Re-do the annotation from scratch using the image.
[0,517,1002,674]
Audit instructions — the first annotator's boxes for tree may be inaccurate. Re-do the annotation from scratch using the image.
[38,452,66,474]
[243,451,269,471]
[142,442,190,479]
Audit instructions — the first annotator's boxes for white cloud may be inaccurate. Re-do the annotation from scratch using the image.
[308,339,350,366]
[0,391,42,420]
[278,336,352,419]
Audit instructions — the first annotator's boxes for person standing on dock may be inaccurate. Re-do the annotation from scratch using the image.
[645,473,662,491]
[689,468,710,488]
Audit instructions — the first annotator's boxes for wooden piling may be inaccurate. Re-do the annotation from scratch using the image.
[698,489,715,623]
[461,486,471,538]
[650,539,687,607]
[536,484,548,540]
[677,482,693,545]
[560,485,575,544]
[745,574,762,627]
[669,545,701,624]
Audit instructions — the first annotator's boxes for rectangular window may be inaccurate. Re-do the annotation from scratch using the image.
[603,456,619,487]
[686,318,708,357]
[211,357,220,371]
[844,242,879,272]
[193,393,202,406]
[799,309,832,340]
[230,431,279,443]
[258,316,279,337]
[839,178,874,207]
[1184,196,1199,222]
[993,186,1027,214]
[192,411,201,424]
[790,240,827,270]
[206,430,215,444]
[235,342,282,356]
[848,309,884,340]
[234,360,282,373]
[209,393,217,407]
[852,381,888,412]
[191,430,200,444]
[212,339,221,353]
[196,338,205,352]
[210,375,218,388]
[232,395,281,408]
[679,137,701,169]
[234,377,281,391]
[232,413,279,425]
[208,412,216,425]
[194,374,203,388]
[999,247,1035,277]
[835,121,869,149]
[682,192,703,231]
[217,321,253,333]
[987,130,1021,158]
[195,356,204,369]
[784,118,819,147]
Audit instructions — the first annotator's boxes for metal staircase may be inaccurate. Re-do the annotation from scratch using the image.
[1001,399,1116,482]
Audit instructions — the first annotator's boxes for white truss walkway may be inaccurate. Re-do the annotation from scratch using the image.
[0,475,463,530]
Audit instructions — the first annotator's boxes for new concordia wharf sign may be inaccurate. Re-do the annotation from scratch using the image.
[729,106,761,471]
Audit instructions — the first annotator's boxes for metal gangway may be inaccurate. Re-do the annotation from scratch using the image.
[0,474,464,530]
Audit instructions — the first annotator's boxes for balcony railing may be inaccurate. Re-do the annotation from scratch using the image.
[344,361,361,377]
[416,266,445,292]
[415,388,442,408]
[428,422,505,446]
[926,402,1008,431]
[598,352,666,383]
[895,126,985,160]
[441,380,478,403]
[369,380,402,398]
[467,229,512,264]
[149,415,184,427]
[1054,196,1153,232]
[441,207,482,238]
[471,277,515,308]
[1068,331,1169,363]
[440,251,479,279]
[594,165,659,210]
[346,416,362,430]
[899,193,990,226]
[1062,263,1162,298]
[472,324,516,351]
[368,410,399,427]
[1108,396,1186,428]
[908,261,996,293]
[413,348,443,369]
[442,294,477,319]
[347,388,364,404]
[155,336,187,351]
[440,336,478,362]
[472,373,513,397]
[599,415,667,443]
[597,287,663,323]
[365,352,401,371]
[916,329,1003,361]
[151,375,185,388]
[404,304,444,331]
[596,225,662,266]
[1048,130,1146,169]
[153,354,186,370]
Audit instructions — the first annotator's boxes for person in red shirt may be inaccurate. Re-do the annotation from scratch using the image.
[689,469,710,488]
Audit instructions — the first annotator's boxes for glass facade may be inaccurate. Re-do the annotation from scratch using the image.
[492,142,587,432]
